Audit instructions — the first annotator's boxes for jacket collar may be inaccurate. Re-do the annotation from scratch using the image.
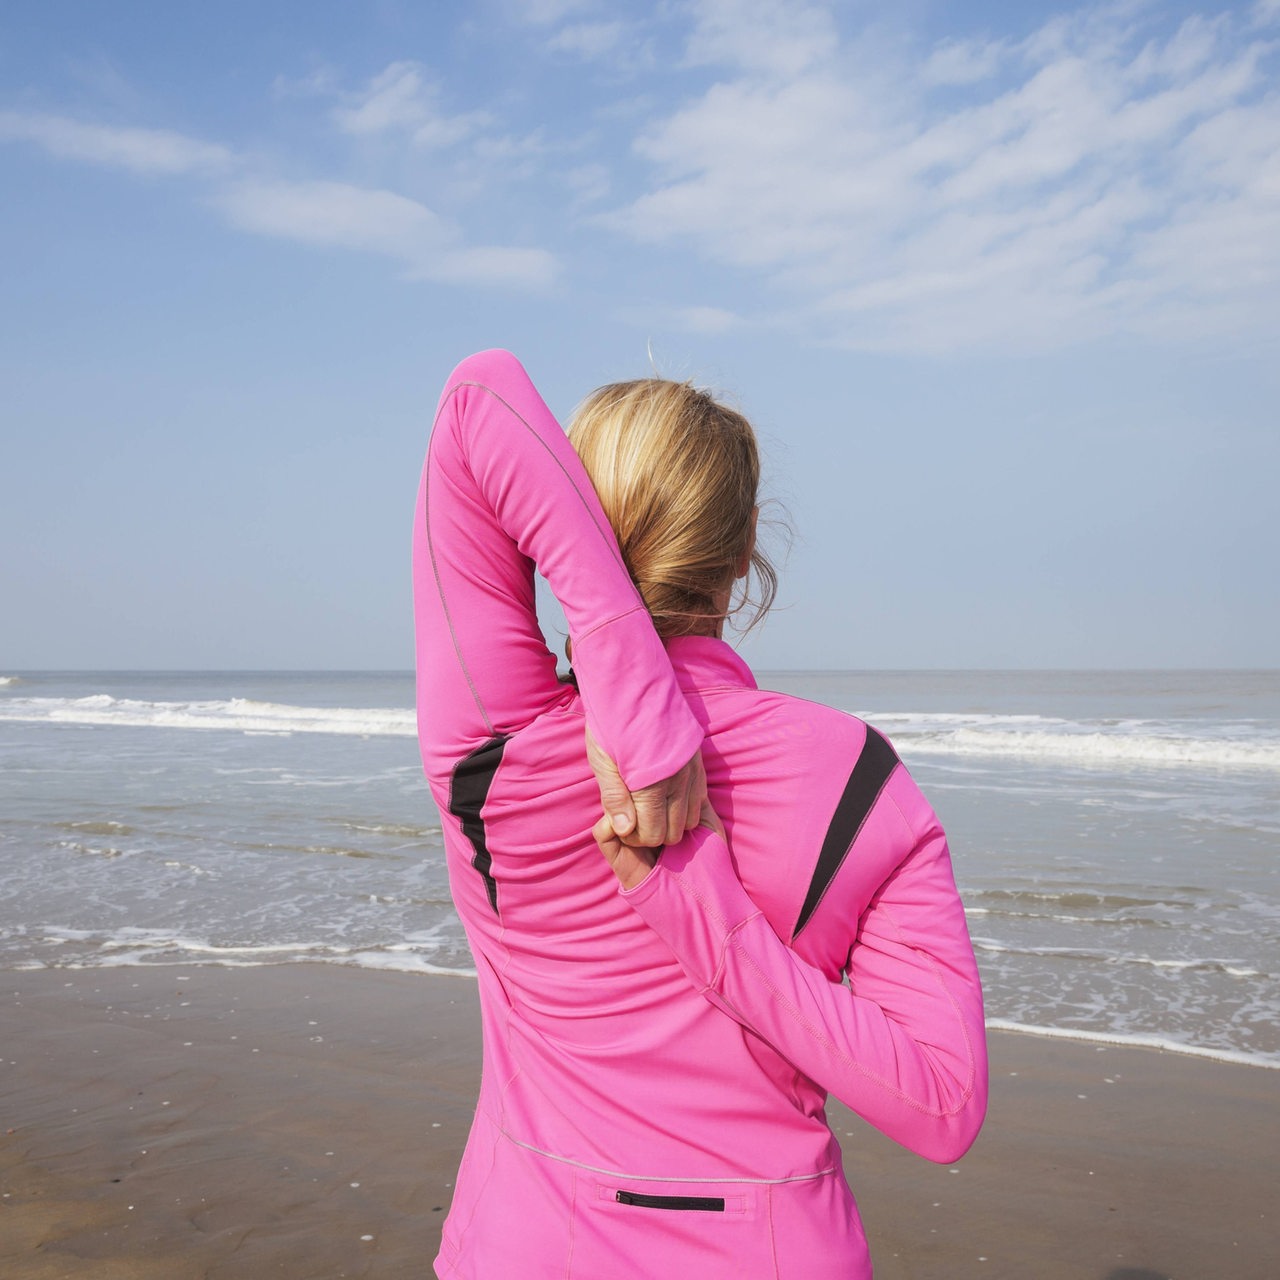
[664,636,758,692]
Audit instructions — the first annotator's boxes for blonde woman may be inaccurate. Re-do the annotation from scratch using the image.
[414,349,986,1279]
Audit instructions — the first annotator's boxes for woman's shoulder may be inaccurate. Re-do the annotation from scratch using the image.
[733,683,888,746]
[723,684,939,828]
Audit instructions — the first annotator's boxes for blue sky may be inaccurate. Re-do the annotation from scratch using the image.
[2,0,1276,669]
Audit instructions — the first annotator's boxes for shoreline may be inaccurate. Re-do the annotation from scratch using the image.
[3,964,1277,1279]
[983,1016,1280,1072]
[11,959,1277,1073]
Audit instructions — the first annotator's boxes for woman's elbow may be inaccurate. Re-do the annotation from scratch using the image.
[912,1080,988,1164]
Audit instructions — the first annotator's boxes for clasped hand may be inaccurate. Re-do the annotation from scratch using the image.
[585,729,723,890]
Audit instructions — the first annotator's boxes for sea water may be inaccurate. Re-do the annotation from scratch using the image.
[2,669,1277,1068]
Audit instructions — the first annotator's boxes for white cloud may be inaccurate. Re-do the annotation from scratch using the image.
[1129,13,1227,81]
[921,38,1009,87]
[218,178,449,255]
[0,104,556,290]
[1252,0,1280,29]
[217,178,555,286]
[604,4,1280,351]
[215,178,557,287]
[6,5,1273,342]
[674,305,741,334]
[685,0,838,78]
[271,66,342,99]
[433,244,558,288]
[511,0,597,25]
[565,162,610,204]
[332,61,486,148]
[686,0,844,78]
[545,21,625,59]
[0,110,232,175]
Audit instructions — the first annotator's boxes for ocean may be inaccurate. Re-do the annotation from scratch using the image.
[2,668,1277,1069]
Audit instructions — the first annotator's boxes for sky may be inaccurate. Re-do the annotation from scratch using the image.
[2,0,1277,670]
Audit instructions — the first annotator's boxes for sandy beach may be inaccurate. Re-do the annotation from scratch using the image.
[2,965,1275,1279]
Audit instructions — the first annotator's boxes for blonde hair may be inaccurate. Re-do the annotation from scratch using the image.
[568,378,777,639]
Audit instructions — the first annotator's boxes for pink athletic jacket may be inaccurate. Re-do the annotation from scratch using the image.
[414,351,987,1280]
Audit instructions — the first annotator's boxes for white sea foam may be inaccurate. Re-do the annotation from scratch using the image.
[0,694,416,737]
[0,675,20,686]
[19,925,476,978]
[5,692,1278,771]
[331,950,478,977]
[866,711,1280,771]
[918,728,1280,770]
[985,1018,1280,1070]
[969,936,1264,978]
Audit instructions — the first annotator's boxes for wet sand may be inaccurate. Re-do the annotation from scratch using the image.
[2,965,1275,1279]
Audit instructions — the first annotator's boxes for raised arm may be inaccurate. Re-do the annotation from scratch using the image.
[413,350,702,802]
[613,819,988,1163]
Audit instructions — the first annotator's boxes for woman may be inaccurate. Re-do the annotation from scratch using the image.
[413,350,986,1279]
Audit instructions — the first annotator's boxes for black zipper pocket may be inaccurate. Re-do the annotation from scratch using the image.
[615,1189,725,1212]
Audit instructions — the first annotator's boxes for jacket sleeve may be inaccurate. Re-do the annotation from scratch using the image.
[413,349,701,787]
[621,822,988,1163]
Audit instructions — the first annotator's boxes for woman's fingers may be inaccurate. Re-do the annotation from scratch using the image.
[587,729,707,848]
[592,775,720,891]
[698,799,726,841]
[585,730,638,837]
[593,814,657,891]
[643,751,705,845]
[684,753,707,834]
[663,753,702,843]
[592,814,620,851]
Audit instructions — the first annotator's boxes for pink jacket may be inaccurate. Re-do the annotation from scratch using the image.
[414,351,987,1279]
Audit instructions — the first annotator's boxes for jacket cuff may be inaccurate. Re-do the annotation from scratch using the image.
[621,827,761,990]
[574,607,703,791]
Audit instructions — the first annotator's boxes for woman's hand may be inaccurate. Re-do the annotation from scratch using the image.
[585,729,707,848]
[591,815,658,891]
[593,800,726,892]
